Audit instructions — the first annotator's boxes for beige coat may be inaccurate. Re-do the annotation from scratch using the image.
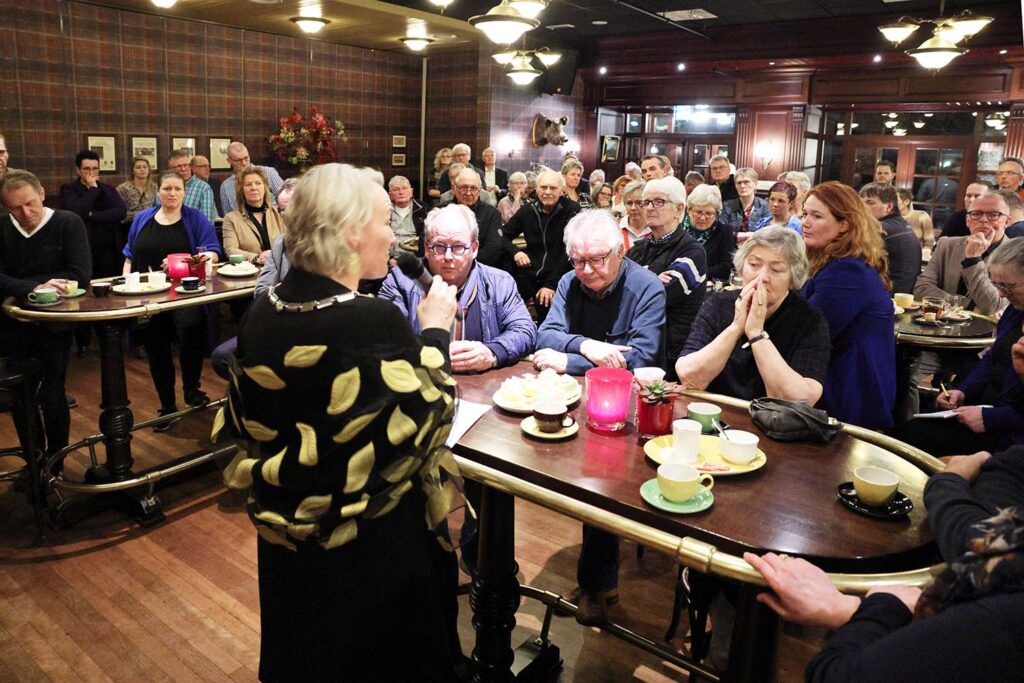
[914,235,1005,316]
[221,208,285,259]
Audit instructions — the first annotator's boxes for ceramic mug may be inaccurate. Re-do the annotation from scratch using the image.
[671,419,702,464]
[181,276,200,291]
[533,400,574,433]
[657,463,714,503]
[64,279,78,294]
[124,272,141,289]
[228,254,246,265]
[853,466,900,507]
[91,282,111,297]
[27,288,58,304]
[720,430,760,465]
[147,272,167,288]
[687,402,722,432]
[893,292,914,308]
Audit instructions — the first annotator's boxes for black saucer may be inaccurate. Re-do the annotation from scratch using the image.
[836,482,913,519]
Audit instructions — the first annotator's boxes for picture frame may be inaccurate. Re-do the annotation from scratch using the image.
[130,136,157,170]
[625,114,643,134]
[624,137,641,162]
[391,153,406,166]
[392,135,407,148]
[86,135,117,172]
[171,137,196,155]
[600,135,621,163]
[210,137,231,170]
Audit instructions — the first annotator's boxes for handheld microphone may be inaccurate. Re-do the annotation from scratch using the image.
[390,249,463,321]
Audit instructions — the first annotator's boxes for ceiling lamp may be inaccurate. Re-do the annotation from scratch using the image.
[913,120,926,129]
[507,54,542,85]
[884,120,899,129]
[400,36,435,51]
[428,0,455,7]
[509,0,547,19]
[492,48,518,65]
[290,16,329,33]
[907,31,967,70]
[878,8,991,70]
[879,21,918,46]
[948,13,992,37]
[893,128,908,136]
[535,47,561,66]
[151,0,177,7]
[469,0,539,45]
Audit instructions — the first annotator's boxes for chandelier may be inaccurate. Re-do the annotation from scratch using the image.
[469,0,539,45]
[493,47,562,86]
[878,5,992,70]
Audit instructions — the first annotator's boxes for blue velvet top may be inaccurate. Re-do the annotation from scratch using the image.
[800,257,895,429]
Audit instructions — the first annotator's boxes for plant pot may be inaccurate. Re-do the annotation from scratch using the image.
[636,399,675,440]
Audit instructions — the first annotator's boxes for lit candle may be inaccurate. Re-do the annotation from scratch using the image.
[585,367,633,432]
[166,253,192,280]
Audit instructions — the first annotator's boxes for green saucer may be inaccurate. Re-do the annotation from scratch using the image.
[640,479,714,514]
[63,288,87,298]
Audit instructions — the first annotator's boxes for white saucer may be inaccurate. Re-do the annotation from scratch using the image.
[521,416,579,440]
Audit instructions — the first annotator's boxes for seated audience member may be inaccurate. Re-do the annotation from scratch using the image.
[0,169,92,460]
[480,147,508,196]
[753,181,802,234]
[627,176,707,374]
[438,163,497,208]
[116,156,155,232]
[387,175,425,253]
[800,182,895,429]
[220,163,462,682]
[744,506,1024,682]
[450,168,504,268]
[379,204,536,371]
[995,188,1024,237]
[438,143,484,195]
[901,239,1024,455]
[428,147,452,204]
[722,167,770,242]
[60,150,127,277]
[502,169,581,322]
[996,157,1024,201]
[859,182,922,294]
[707,154,738,203]
[498,172,527,224]
[533,209,665,625]
[625,162,642,181]
[618,180,651,249]
[611,174,631,205]
[940,182,989,240]
[779,170,812,214]
[589,169,606,186]
[534,209,666,376]
[683,183,735,282]
[683,171,704,197]
[124,171,221,427]
[677,226,829,401]
[591,182,613,210]
[220,142,284,214]
[275,177,299,215]
[221,166,285,266]
[897,187,934,248]
[157,149,218,222]
[190,155,221,217]
[562,159,591,208]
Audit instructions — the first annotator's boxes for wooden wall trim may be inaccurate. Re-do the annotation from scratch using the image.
[1006,103,1024,160]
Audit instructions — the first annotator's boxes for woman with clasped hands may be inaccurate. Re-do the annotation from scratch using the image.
[217,163,462,682]
[676,227,830,401]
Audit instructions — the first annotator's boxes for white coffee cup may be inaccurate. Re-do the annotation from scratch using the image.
[657,463,714,503]
[671,419,702,464]
[853,466,900,507]
[633,367,666,384]
[894,292,914,308]
[124,272,141,289]
[148,271,167,288]
[720,429,759,465]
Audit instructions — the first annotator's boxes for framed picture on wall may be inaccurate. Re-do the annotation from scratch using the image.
[600,135,621,163]
[86,135,116,172]
[130,136,158,170]
[210,137,231,170]
[392,153,406,167]
[392,135,407,148]
[171,137,195,155]
[625,114,643,134]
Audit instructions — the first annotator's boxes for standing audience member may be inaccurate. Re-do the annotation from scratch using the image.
[941,182,989,239]
[800,181,895,429]
[873,160,895,185]
[498,172,527,224]
[683,184,735,281]
[627,176,707,374]
[683,171,704,197]
[189,155,222,217]
[707,155,738,203]
[897,187,934,248]
[221,166,285,266]
[220,142,284,215]
[116,157,155,230]
[157,150,218,223]
[219,162,462,682]
[60,150,127,278]
[387,175,425,253]
[0,170,92,461]
[722,167,770,243]
[618,180,652,249]
[428,147,452,204]
[451,168,504,268]
[995,157,1024,201]
[625,162,642,181]
[859,182,922,294]
[753,181,802,233]
[480,147,508,196]
[640,155,670,181]
[995,189,1024,237]
[501,169,581,322]
[562,159,591,208]
[125,171,221,428]
[438,143,483,195]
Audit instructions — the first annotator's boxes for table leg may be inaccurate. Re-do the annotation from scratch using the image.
[894,344,915,427]
[724,584,779,683]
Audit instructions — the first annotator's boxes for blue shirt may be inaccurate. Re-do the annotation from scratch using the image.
[752,214,802,235]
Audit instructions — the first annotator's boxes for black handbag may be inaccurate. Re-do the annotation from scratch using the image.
[748,397,841,442]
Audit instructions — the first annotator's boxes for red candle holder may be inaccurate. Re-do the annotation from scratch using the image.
[585,367,633,432]
[167,253,192,281]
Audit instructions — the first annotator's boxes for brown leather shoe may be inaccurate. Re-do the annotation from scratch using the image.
[575,588,609,626]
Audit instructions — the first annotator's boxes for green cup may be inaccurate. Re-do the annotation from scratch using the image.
[28,288,58,304]
[686,402,722,433]
[228,254,246,265]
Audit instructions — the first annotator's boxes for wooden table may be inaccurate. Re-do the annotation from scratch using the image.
[2,272,256,524]
[452,364,941,682]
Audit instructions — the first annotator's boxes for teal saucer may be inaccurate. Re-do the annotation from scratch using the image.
[63,288,87,298]
[640,479,714,514]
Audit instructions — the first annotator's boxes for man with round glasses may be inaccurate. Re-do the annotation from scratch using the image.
[379,203,535,374]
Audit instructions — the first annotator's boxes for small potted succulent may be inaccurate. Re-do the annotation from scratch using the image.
[635,378,685,440]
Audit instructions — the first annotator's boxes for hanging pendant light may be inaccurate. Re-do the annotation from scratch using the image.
[535,47,562,66]
[879,20,918,45]
[470,0,539,45]
[492,48,518,65]
[508,0,547,19]
[906,30,967,70]
[507,54,542,85]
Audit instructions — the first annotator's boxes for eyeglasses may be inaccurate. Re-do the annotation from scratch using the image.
[456,185,480,193]
[690,209,718,219]
[992,279,1024,294]
[624,200,645,208]
[569,252,612,269]
[642,198,670,209]
[996,170,1022,177]
[966,210,1008,221]
[427,243,471,257]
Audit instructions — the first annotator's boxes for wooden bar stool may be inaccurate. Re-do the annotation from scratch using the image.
[0,358,48,537]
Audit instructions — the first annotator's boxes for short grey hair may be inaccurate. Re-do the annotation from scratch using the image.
[276,177,299,202]
[509,171,527,185]
[388,175,411,190]
[423,203,479,244]
[226,141,248,159]
[537,169,565,189]
[987,237,1024,275]
[452,143,471,155]
[563,209,624,256]
[643,176,686,205]
[560,159,583,176]
[709,154,730,166]
[285,163,383,279]
[447,163,466,177]
[589,169,606,184]
[735,167,759,183]
[621,179,645,200]
[454,167,482,187]
[684,171,704,184]
[994,189,1024,214]
[732,226,809,289]
[780,171,811,192]
[687,183,723,213]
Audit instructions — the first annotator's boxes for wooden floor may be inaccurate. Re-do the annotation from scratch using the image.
[0,346,819,682]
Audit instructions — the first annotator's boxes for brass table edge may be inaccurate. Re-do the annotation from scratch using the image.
[4,287,255,323]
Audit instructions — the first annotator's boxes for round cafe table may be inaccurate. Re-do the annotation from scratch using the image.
[451,363,942,682]
[2,271,255,525]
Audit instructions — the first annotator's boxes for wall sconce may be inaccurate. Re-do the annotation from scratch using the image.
[500,135,521,158]
[563,138,580,155]
[754,141,775,172]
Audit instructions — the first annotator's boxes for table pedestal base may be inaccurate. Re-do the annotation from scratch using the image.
[724,585,779,682]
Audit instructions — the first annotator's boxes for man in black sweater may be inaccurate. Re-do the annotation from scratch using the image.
[0,169,92,459]
[860,182,921,294]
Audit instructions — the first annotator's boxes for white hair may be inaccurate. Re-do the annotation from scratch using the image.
[452,143,471,155]
[537,169,565,189]
[563,209,624,256]
[589,169,606,184]
[780,171,811,192]
[735,167,759,183]
[509,171,527,184]
[424,203,478,243]
[388,175,411,190]
[643,176,687,206]
[733,226,809,289]
[687,183,723,213]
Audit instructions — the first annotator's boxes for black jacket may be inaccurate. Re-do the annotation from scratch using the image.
[501,197,581,293]
[462,200,504,269]
[438,165,485,195]
[879,211,922,294]
[693,221,736,282]
[713,175,738,203]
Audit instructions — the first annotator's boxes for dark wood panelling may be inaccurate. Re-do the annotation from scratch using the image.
[904,72,1011,99]
[812,76,903,101]
[601,79,739,107]
[738,77,810,106]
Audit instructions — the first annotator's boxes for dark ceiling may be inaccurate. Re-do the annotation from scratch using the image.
[387,0,1012,50]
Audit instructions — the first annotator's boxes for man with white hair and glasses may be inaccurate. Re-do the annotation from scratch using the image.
[438,143,484,195]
